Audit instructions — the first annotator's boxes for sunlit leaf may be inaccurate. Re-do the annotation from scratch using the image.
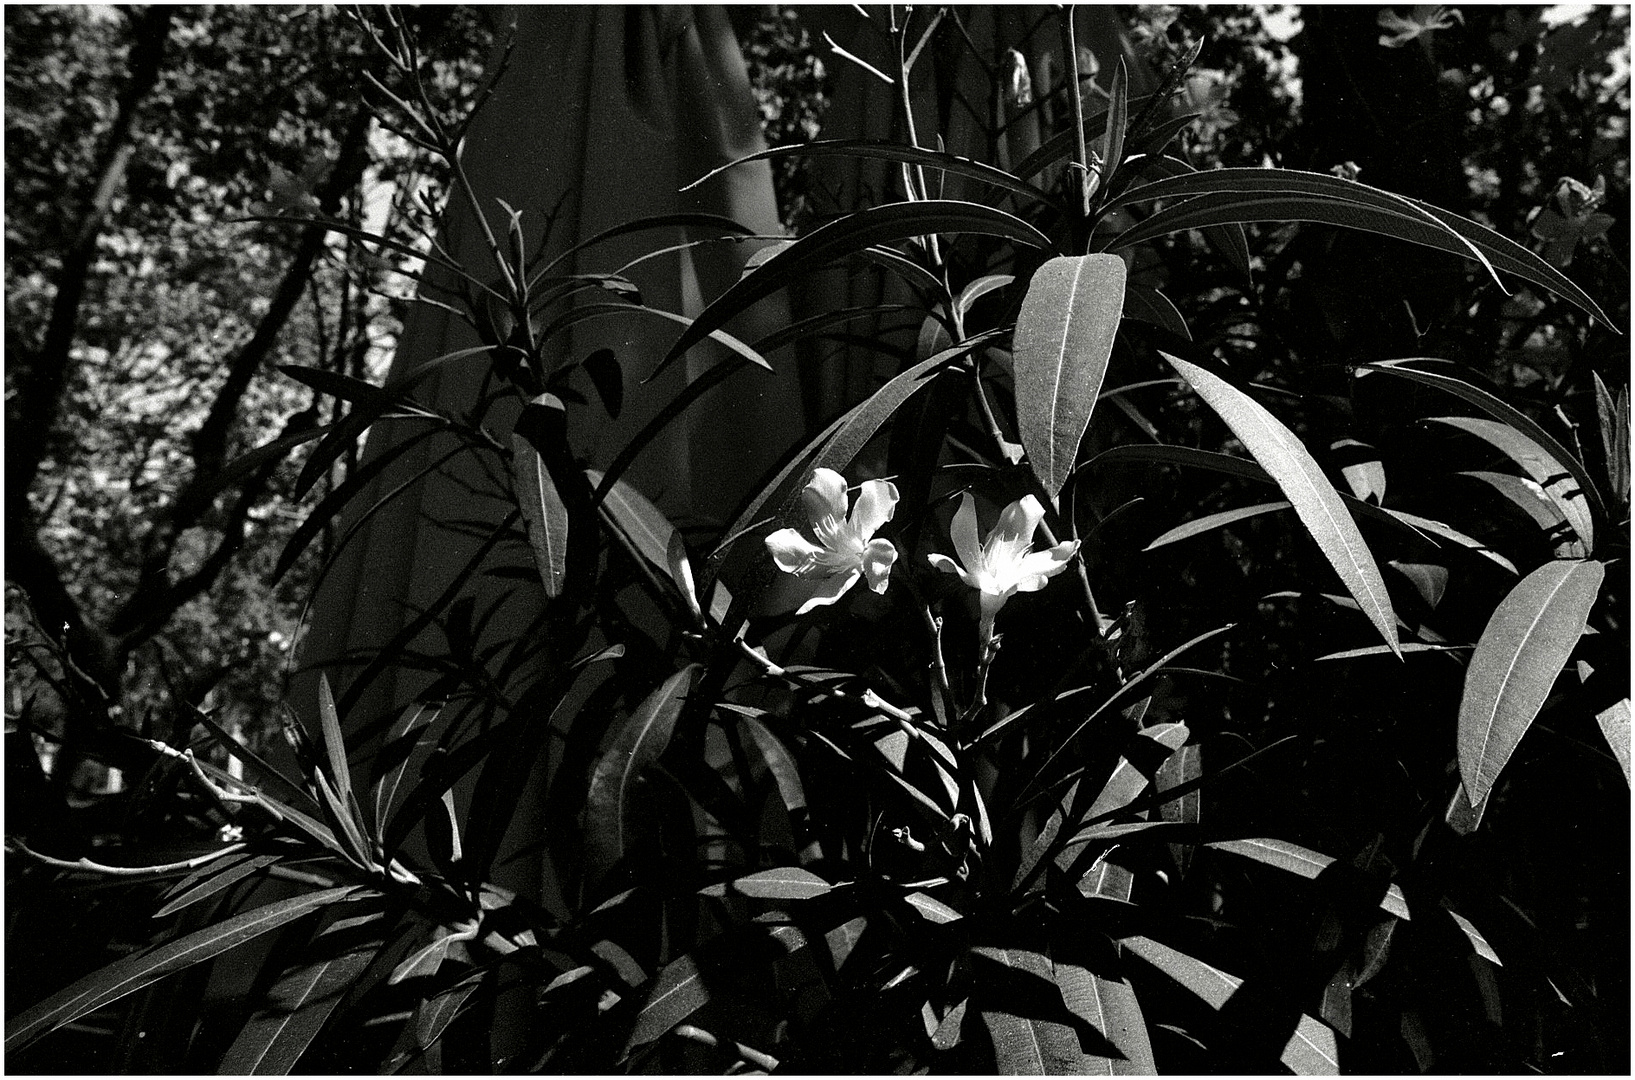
[218,917,383,1074]
[1363,359,1607,533]
[1596,699,1630,785]
[1457,559,1604,807]
[1444,908,1502,966]
[1054,961,1157,1075]
[1145,501,1291,550]
[970,947,1086,1075]
[1014,255,1128,499]
[1207,838,1410,920]
[700,867,834,901]
[1428,415,1593,552]
[1163,354,1399,655]
[6,887,365,1052]
[1118,936,1339,1074]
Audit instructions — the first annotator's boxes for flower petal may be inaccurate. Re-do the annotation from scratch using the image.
[1010,541,1080,592]
[802,468,849,526]
[993,495,1046,546]
[766,528,823,574]
[861,538,898,594]
[928,552,976,589]
[793,567,861,614]
[950,492,983,576]
[850,480,900,539]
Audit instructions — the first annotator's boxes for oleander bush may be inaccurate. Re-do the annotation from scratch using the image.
[6,6,1627,1074]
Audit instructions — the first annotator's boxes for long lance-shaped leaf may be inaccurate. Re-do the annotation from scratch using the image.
[1014,255,1128,499]
[680,138,1060,210]
[1460,471,1581,555]
[511,427,570,598]
[1430,415,1594,551]
[1053,962,1157,1075]
[583,665,702,885]
[1362,358,1608,533]
[1457,559,1604,807]
[1162,353,1399,656]
[1107,172,1613,326]
[530,211,755,285]
[1102,167,1496,279]
[5,887,364,1052]
[1208,839,1410,920]
[1084,443,1429,548]
[535,301,773,374]
[716,333,1004,559]
[654,201,1049,380]
[1145,501,1292,550]
[970,947,1088,1075]
[217,925,382,1074]
[699,867,834,901]
[1117,937,1340,1075]
[273,429,431,584]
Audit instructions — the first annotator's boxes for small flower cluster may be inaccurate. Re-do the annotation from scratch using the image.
[765,469,1080,641]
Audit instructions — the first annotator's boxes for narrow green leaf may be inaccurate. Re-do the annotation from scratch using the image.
[1428,415,1593,552]
[1054,962,1157,1075]
[1458,559,1605,806]
[1104,167,1499,281]
[1096,59,1131,198]
[956,273,1017,317]
[680,138,1058,210]
[1117,937,1339,1074]
[1163,354,1399,655]
[971,948,1086,1075]
[1122,283,1191,340]
[531,210,755,283]
[1364,359,1608,531]
[1444,908,1502,966]
[510,400,572,598]
[1085,724,1190,822]
[414,971,484,1052]
[6,887,363,1053]
[1145,501,1291,551]
[1385,510,1518,574]
[314,675,353,809]
[1596,699,1630,785]
[655,201,1048,379]
[1315,643,1469,662]
[154,854,283,919]
[1461,471,1582,555]
[218,927,381,1074]
[903,892,962,924]
[623,952,707,1054]
[1594,372,1631,503]
[372,701,443,837]
[584,665,702,884]
[700,867,833,901]
[1208,838,1410,920]
[1015,255,1128,499]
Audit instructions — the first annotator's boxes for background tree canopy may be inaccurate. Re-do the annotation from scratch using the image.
[4,5,1627,1074]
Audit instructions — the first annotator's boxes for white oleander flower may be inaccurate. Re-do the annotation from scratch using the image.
[765,468,899,614]
[928,492,1079,644]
